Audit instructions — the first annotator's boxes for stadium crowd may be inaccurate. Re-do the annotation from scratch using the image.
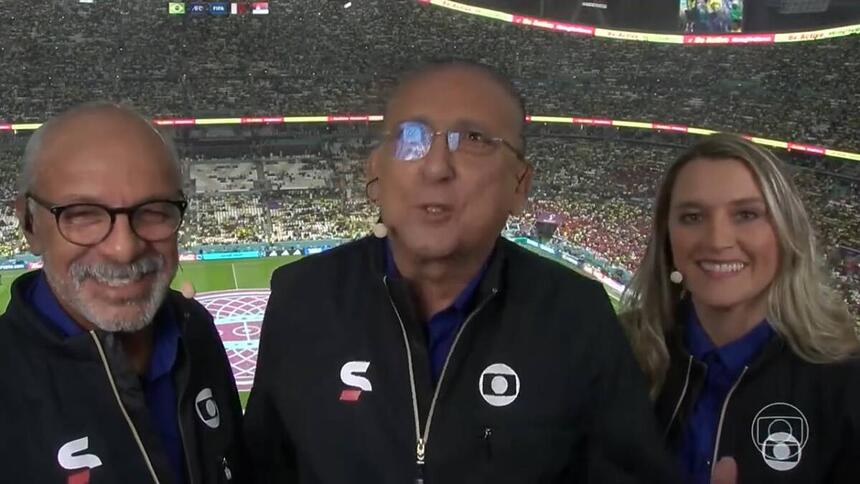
[180,152,375,246]
[1,0,859,153]
[0,1,856,315]
[185,136,860,317]
[6,128,857,313]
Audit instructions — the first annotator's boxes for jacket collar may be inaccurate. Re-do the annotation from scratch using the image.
[364,234,507,302]
[5,270,191,361]
[666,300,786,375]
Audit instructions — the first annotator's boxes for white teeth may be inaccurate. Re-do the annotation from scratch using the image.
[426,206,443,214]
[105,278,134,287]
[95,276,143,287]
[699,261,746,273]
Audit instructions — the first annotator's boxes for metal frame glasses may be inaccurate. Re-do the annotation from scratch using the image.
[384,120,526,162]
[26,192,188,246]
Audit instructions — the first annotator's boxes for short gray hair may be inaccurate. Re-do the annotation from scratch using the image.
[18,101,181,194]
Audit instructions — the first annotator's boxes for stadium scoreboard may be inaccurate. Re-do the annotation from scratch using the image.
[168,2,269,16]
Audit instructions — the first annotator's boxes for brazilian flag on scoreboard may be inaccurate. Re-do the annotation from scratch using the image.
[168,2,186,15]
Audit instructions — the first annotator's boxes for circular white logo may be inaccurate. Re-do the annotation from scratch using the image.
[750,402,809,471]
[195,388,221,429]
[479,363,520,407]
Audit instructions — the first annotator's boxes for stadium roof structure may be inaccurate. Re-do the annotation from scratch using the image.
[1,113,857,162]
[416,0,860,44]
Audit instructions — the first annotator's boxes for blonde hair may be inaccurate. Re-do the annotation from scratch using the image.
[621,134,860,397]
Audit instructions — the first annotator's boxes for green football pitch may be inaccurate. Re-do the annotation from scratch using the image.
[171,256,302,294]
[0,252,620,319]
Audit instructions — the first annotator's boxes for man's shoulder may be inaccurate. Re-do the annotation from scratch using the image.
[500,239,605,294]
[170,290,213,323]
[497,239,619,347]
[168,291,223,350]
[0,309,19,333]
[271,237,375,290]
[0,311,26,357]
[0,303,58,395]
[0,288,46,354]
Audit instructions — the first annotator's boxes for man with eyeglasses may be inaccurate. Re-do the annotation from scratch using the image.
[0,103,243,483]
[245,60,678,483]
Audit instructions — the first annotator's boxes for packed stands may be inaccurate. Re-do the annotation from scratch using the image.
[1,0,859,152]
[0,126,856,313]
[0,1,855,314]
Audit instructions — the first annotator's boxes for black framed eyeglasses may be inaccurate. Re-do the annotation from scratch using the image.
[26,192,188,246]
[384,120,525,162]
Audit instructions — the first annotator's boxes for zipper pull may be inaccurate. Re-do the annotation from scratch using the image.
[416,438,426,463]
[415,438,426,484]
[483,427,493,459]
[222,457,232,481]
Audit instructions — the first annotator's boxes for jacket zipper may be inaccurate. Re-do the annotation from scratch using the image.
[664,355,694,440]
[383,275,497,483]
[176,311,197,484]
[483,427,493,460]
[89,331,161,484]
[710,366,748,473]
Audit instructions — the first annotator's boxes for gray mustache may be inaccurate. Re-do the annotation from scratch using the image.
[70,255,165,287]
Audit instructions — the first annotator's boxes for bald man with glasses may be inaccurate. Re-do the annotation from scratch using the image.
[0,103,244,484]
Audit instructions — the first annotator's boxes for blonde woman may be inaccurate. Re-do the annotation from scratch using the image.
[622,134,860,484]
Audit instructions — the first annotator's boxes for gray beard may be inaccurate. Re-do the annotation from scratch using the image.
[44,254,174,333]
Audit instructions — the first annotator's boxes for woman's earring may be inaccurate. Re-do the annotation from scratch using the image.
[372,217,388,239]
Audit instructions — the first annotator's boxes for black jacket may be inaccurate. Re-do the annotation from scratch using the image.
[656,321,860,483]
[245,236,677,483]
[0,270,244,484]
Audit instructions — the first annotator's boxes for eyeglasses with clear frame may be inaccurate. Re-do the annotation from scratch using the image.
[383,120,526,163]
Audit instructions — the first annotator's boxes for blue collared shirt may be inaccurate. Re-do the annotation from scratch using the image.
[28,272,187,484]
[679,307,773,484]
[384,240,487,385]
